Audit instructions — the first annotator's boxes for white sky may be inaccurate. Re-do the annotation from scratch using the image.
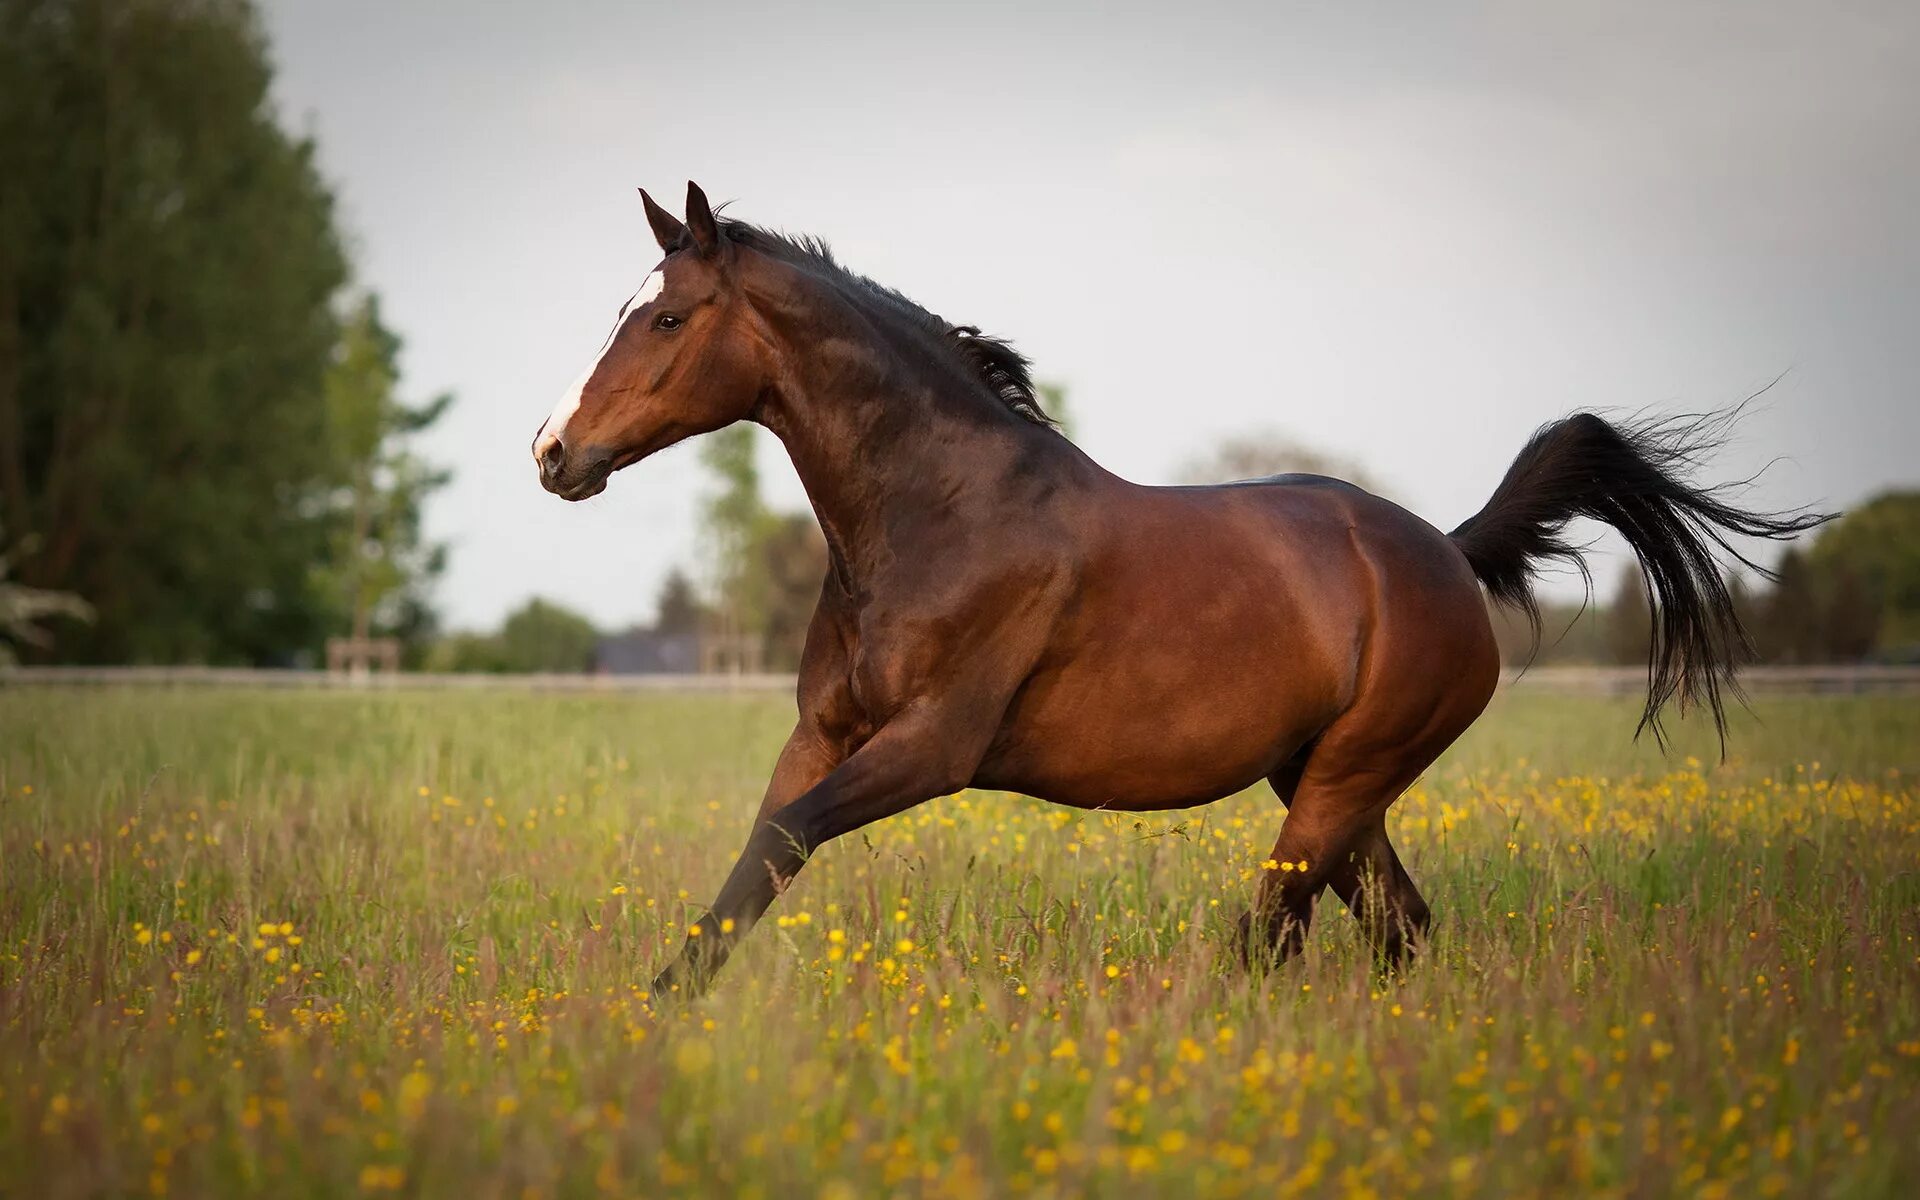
[261,0,1919,631]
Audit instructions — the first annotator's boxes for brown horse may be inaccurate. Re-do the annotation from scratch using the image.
[532,183,1827,997]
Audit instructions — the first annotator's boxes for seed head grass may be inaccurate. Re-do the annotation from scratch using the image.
[1,689,1916,1197]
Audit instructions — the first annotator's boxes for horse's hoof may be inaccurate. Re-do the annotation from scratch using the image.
[1231,910,1299,974]
[645,962,686,1002]
[647,961,711,1005]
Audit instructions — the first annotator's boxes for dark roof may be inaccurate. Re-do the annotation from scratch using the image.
[594,630,700,675]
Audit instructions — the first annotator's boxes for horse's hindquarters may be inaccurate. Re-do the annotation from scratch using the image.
[971,480,1498,812]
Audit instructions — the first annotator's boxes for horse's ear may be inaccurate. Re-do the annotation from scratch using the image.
[640,188,687,253]
[685,181,720,255]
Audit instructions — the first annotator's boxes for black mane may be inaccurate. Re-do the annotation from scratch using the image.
[717,220,1056,429]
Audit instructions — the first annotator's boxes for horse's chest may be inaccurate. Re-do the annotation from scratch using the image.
[842,641,912,734]
[805,629,904,758]
[815,617,949,751]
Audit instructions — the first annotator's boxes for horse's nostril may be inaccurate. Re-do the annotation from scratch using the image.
[537,436,566,477]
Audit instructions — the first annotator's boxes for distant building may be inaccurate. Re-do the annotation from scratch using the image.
[593,629,700,675]
[594,626,772,676]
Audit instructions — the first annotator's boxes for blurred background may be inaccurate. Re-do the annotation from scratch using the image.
[3,0,1916,674]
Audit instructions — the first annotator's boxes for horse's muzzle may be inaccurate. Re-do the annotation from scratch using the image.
[535,438,614,501]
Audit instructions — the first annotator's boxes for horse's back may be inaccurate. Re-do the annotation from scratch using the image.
[1188,470,1368,494]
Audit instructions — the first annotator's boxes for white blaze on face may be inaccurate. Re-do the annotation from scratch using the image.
[534,269,667,462]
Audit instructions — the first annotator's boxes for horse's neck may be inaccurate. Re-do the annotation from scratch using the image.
[756,351,1044,587]
[743,260,1087,585]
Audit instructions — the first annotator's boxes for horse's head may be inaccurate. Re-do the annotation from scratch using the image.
[533,182,768,500]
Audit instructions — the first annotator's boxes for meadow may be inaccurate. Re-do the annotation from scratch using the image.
[1,685,1916,1198]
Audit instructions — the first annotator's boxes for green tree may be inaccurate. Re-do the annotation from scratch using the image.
[1037,381,1077,442]
[0,0,349,663]
[1176,431,1386,496]
[1760,549,1822,664]
[0,519,91,663]
[760,513,828,670]
[698,424,775,641]
[1605,565,1651,667]
[317,295,452,660]
[694,426,831,668]
[495,598,598,674]
[1808,490,1920,652]
[1820,566,1880,661]
[1486,598,1609,668]
[422,630,509,674]
[653,567,706,636]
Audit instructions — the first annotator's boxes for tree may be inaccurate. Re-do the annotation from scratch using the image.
[760,513,828,669]
[653,568,706,636]
[316,295,452,659]
[689,424,833,667]
[495,599,598,673]
[422,629,509,675]
[1486,597,1608,668]
[1605,565,1651,667]
[1760,549,1822,664]
[1037,381,1077,441]
[1808,490,1920,652]
[1727,570,1761,635]
[1821,565,1880,661]
[0,519,90,663]
[1176,431,1385,495]
[0,0,350,663]
[698,424,774,640]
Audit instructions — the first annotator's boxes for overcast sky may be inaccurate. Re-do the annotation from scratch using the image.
[261,0,1918,631]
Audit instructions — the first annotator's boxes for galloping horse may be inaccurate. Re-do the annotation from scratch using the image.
[532,183,1826,997]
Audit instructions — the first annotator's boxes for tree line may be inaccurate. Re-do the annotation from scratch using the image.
[1,0,450,666]
[1491,490,1920,669]
[0,0,838,674]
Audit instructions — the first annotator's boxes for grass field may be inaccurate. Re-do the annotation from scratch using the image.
[2,687,1917,1198]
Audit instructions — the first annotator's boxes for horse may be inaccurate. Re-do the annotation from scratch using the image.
[531,182,1828,998]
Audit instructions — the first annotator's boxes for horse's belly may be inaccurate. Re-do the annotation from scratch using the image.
[972,638,1344,812]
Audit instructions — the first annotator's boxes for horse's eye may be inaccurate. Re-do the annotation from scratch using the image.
[653,313,683,331]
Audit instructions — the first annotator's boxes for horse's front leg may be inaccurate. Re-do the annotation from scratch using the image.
[751,723,843,830]
[648,707,975,1000]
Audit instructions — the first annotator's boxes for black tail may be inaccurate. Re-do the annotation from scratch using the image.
[1450,409,1833,746]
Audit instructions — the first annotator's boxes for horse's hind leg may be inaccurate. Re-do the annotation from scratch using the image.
[1240,756,1399,967]
[1265,759,1433,970]
[1241,521,1499,971]
[1334,821,1431,970]
[1242,719,1456,970]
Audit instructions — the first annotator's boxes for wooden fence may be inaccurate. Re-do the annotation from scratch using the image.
[4,665,1918,695]
[1496,665,1920,696]
[0,667,794,693]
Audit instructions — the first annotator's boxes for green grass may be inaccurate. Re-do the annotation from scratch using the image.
[1,687,1916,1198]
